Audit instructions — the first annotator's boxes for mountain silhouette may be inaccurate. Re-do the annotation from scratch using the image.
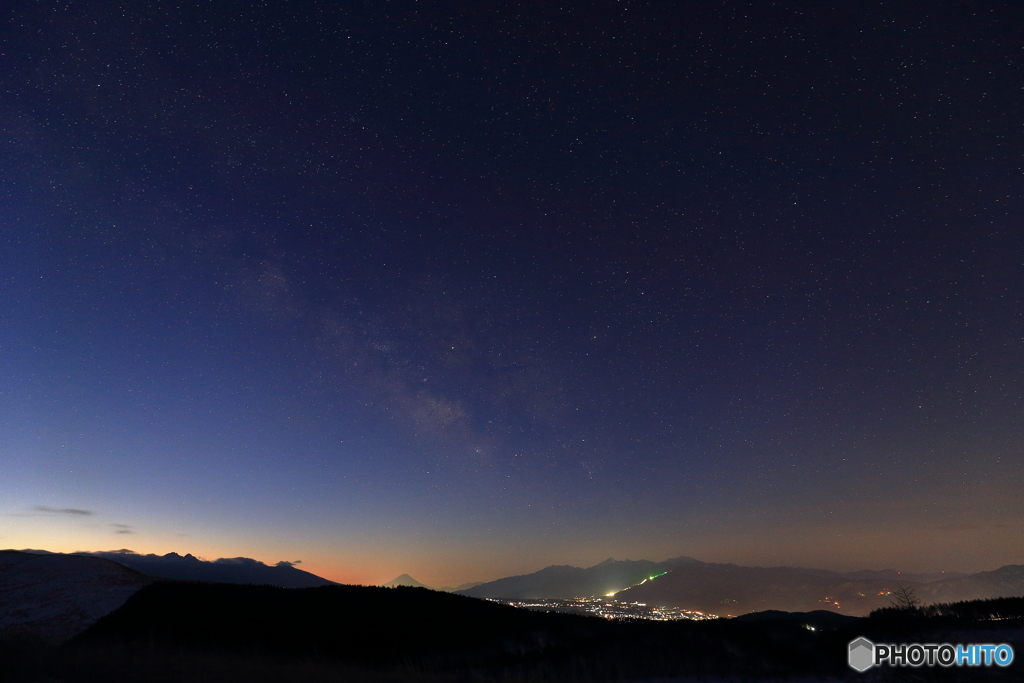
[617,561,1024,617]
[458,558,667,598]
[73,550,336,588]
[457,555,1024,617]
[915,564,1024,604]
[381,573,429,588]
[381,574,483,591]
[2,573,1019,682]
[437,581,484,592]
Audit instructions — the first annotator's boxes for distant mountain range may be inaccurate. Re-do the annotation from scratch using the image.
[1,548,338,642]
[8,546,1022,632]
[382,573,483,592]
[382,573,430,588]
[458,556,1024,617]
[457,557,679,599]
[19,549,336,588]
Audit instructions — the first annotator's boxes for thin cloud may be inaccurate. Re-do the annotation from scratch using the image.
[75,549,137,555]
[33,506,93,516]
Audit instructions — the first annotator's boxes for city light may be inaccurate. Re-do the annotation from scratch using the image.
[490,597,720,622]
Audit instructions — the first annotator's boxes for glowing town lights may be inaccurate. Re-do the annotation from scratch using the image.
[494,597,720,622]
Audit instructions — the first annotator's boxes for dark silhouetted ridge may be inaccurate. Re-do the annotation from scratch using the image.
[458,558,665,598]
[381,573,429,588]
[75,550,335,588]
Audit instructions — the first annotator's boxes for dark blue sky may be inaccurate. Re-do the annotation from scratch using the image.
[2,0,1021,585]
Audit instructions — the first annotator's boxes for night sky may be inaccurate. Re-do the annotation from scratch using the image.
[2,1,1022,587]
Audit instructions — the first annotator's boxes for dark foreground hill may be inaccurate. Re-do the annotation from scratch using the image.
[2,584,1022,682]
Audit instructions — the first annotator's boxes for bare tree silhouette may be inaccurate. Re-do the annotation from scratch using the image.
[890,583,920,610]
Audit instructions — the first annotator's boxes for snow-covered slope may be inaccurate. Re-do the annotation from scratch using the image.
[0,550,154,642]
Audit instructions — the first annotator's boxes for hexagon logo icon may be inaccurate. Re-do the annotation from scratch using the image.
[848,637,875,672]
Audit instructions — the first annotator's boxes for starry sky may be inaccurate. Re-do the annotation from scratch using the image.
[2,0,1022,587]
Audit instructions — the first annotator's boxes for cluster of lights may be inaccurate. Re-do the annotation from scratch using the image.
[486,572,719,622]
[490,596,719,622]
